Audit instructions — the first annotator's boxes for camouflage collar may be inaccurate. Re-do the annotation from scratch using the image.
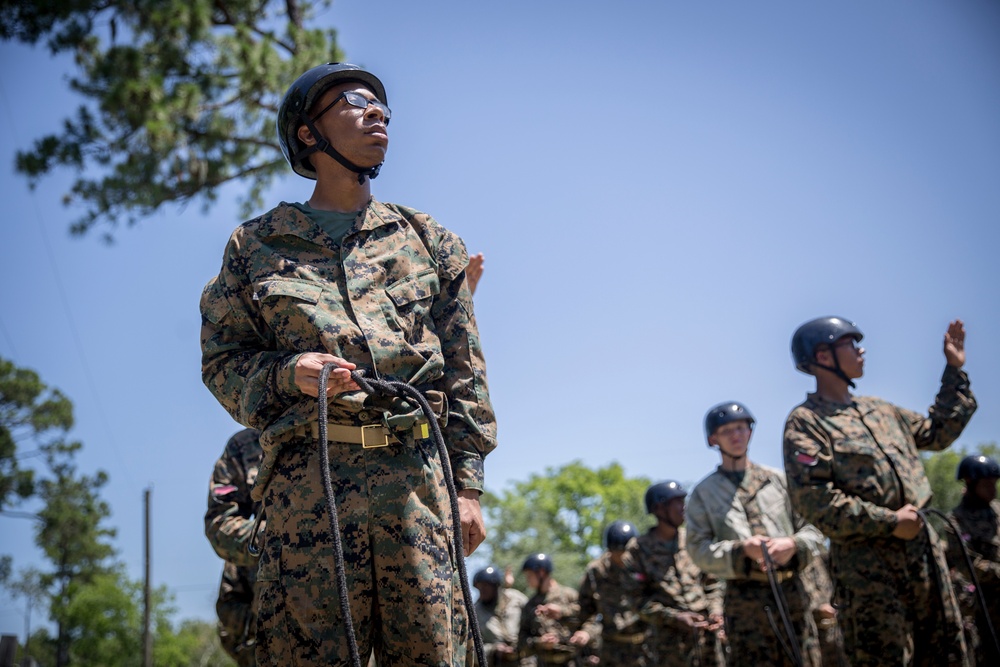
[259,198,403,240]
[804,391,859,414]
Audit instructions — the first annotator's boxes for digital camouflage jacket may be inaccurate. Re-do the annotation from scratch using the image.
[783,366,976,540]
[200,200,497,501]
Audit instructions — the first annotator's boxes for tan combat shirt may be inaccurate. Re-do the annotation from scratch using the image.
[686,462,825,580]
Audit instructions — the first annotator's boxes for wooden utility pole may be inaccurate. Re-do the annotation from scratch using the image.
[142,486,152,667]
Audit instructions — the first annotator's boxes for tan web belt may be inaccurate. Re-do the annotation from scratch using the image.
[606,631,647,645]
[298,420,430,448]
[744,569,795,584]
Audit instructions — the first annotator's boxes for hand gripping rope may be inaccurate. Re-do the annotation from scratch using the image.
[317,363,487,667]
[917,507,1000,660]
[761,544,804,667]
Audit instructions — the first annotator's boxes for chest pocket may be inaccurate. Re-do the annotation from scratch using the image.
[831,436,889,501]
[254,279,324,345]
[383,268,440,334]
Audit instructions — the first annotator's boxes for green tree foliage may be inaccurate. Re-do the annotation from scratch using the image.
[0,356,73,510]
[156,618,238,667]
[1,0,344,239]
[29,440,116,666]
[0,363,228,665]
[482,461,652,590]
[10,573,226,667]
[58,568,200,667]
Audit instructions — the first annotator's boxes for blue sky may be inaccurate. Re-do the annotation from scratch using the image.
[2,0,999,632]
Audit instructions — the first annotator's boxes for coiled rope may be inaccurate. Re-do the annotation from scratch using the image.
[317,363,487,667]
[761,544,803,667]
[918,507,1000,660]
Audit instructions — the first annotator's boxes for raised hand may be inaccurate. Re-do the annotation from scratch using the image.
[943,319,967,368]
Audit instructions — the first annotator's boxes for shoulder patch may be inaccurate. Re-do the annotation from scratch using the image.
[795,451,819,467]
[212,484,238,498]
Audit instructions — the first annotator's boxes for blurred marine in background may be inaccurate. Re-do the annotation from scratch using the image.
[572,520,652,666]
[205,428,264,667]
[946,454,1000,666]
[630,481,726,666]
[519,553,581,666]
[472,564,530,666]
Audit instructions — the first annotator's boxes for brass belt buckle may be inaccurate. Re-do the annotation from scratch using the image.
[361,424,389,449]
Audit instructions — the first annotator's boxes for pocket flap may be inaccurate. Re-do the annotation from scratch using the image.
[385,268,440,307]
[201,278,233,325]
[255,279,323,304]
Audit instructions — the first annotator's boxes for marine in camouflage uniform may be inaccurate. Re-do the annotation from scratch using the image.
[205,427,264,667]
[518,554,582,667]
[572,521,653,667]
[630,481,725,667]
[783,317,975,667]
[687,402,823,667]
[472,565,533,666]
[200,63,496,666]
[945,455,1000,666]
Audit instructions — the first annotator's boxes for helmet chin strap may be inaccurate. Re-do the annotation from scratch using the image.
[292,114,383,184]
[811,357,856,388]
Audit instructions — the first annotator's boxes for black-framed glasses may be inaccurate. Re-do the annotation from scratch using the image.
[832,338,862,351]
[312,91,391,124]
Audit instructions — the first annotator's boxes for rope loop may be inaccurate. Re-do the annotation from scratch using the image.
[316,364,486,667]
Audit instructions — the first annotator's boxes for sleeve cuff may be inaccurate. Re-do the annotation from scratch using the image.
[451,454,485,492]
[942,364,968,386]
[879,507,899,536]
[275,353,303,401]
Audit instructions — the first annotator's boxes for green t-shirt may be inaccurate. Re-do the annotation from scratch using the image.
[291,201,361,242]
[722,468,746,486]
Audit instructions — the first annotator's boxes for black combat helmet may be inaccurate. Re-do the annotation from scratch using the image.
[603,520,637,550]
[957,455,1000,482]
[473,565,504,587]
[276,63,388,180]
[704,402,756,445]
[644,480,686,514]
[791,316,864,387]
[521,553,554,574]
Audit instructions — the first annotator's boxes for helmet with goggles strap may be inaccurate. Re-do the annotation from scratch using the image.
[644,480,686,514]
[791,316,864,387]
[603,520,637,550]
[473,565,504,587]
[704,402,756,445]
[276,63,389,180]
[521,553,554,574]
[957,455,1000,482]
